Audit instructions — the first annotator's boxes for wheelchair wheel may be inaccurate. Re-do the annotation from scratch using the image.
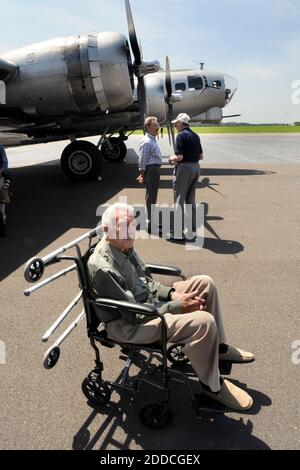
[43,346,60,369]
[82,375,111,407]
[167,344,189,366]
[139,403,173,429]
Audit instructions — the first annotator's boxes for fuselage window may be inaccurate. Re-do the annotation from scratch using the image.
[175,82,186,91]
[212,80,222,89]
[188,76,203,90]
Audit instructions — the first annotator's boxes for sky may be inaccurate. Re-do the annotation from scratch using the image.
[0,0,299,123]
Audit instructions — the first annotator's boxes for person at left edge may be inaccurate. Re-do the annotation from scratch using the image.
[0,143,11,237]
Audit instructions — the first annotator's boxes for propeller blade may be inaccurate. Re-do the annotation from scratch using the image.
[170,123,176,150]
[137,77,147,129]
[167,126,171,146]
[165,56,176,150]
[125,0,142,66]
[165,56,172,98]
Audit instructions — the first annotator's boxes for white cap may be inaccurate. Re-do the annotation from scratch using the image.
[171,113,191,125]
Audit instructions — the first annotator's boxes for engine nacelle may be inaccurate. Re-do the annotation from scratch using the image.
[145,75,167,122]
[2,32,134,116]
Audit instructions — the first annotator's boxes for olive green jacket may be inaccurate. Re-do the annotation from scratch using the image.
[88,237,183,325]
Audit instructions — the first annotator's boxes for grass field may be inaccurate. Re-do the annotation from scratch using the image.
[133,125,300,135]
[192,125,300,134]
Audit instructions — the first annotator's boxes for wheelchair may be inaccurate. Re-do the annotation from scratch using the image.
[24,228,237,429]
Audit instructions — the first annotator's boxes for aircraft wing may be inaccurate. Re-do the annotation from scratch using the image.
[0,109,77,148]
[0,129,36,147]
[0,117,73,148]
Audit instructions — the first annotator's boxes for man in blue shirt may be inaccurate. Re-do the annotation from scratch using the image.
[169,113,203,242]
[137,117,162,233]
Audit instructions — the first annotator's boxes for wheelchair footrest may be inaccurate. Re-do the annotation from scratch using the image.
[194,393,227,415]
[219,360,232,375]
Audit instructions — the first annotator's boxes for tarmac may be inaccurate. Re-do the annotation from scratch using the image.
[0,134,300,450]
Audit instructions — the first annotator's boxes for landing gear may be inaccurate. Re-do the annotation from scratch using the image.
[101,137,127,164]
[60,141,103,181]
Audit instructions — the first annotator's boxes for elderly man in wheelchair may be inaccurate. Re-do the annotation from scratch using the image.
[24,202,255,429]
[88,203,254,412]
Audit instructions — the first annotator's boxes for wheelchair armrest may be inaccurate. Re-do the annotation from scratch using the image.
[94,298,159,317]
[145,264,183,277]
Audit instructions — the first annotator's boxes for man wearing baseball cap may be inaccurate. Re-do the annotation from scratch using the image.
[169,113,203,242]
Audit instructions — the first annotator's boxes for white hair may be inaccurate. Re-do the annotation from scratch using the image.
[144,116,158,129]
[101,203,135,228]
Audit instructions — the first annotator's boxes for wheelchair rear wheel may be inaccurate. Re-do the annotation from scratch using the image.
[82,374,111,407]
[139,403,173,429]
[167,344,189,366]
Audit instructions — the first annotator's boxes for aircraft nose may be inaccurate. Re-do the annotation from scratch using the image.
[223,74,238,105]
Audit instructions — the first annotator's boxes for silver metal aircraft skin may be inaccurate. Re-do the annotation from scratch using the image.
[0,0,237,180]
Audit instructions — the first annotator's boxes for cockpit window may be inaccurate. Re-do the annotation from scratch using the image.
[212,80,222,89]
[175,82,186,92]
[188,76,203,90]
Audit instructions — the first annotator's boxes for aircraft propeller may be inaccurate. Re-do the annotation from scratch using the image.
[165,56,176,149]
[125,0,159,127]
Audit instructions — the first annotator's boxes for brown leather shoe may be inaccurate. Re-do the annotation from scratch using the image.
[202,379,253,411]
[219,345,255,364]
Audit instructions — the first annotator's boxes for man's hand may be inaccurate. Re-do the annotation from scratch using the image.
[172,290,207,313]
[169,156,178,166]
[169,155,183,166]
[136,174,145,184]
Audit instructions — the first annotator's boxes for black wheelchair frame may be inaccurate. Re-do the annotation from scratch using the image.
[24,228,233,429]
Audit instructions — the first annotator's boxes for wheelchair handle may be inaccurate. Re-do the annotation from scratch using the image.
[24,227,100,283]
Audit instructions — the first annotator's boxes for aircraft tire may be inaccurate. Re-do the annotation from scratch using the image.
[101,138,127,163]
[61,141,103,181]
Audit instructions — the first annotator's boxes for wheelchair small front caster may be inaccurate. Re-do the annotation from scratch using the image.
[167,344,189,366]
[24,257,44,283]
[43,346,60,369]
[82,374,111,407]
[139,402,173,429]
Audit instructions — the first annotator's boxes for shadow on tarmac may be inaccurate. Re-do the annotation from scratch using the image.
[159,167,277,178]
[72,350,271,450]
[0,161,134,280]
[0,162,273,280]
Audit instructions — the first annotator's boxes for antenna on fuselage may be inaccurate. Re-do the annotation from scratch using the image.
[193,61,204,70]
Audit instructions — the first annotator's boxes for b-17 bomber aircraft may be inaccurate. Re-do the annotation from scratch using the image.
[0,0,238,181]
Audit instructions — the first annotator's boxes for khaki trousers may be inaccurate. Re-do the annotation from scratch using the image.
[106,275,227,392]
